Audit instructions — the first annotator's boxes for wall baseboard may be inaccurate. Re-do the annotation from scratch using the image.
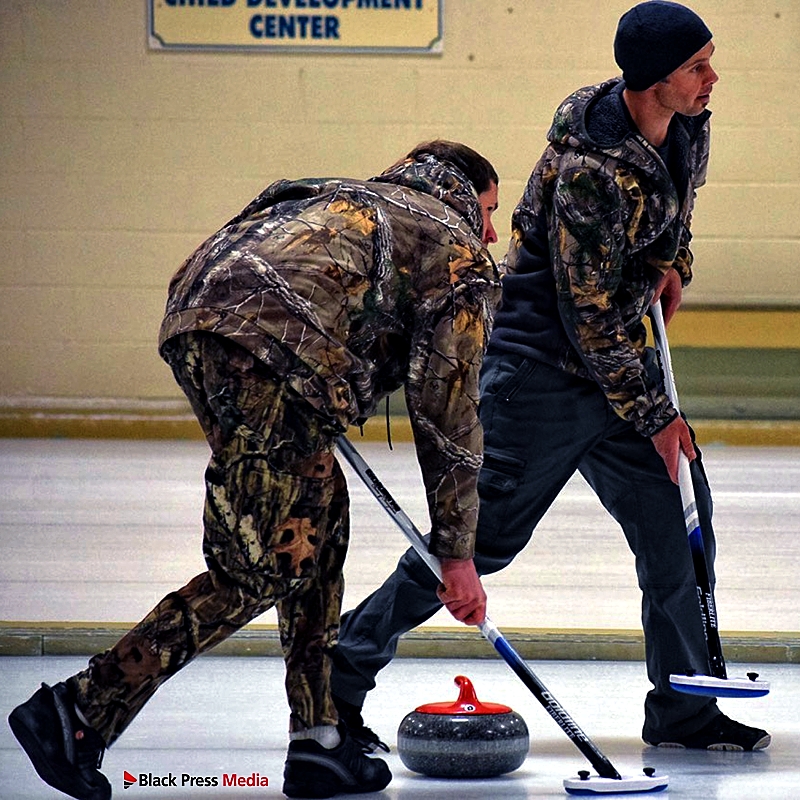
[2,621,798,663]
[2,398,800,445]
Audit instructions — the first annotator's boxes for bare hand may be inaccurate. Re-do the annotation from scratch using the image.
[651,415,696,484]
[652,269,682,325]
[437,558,487,626]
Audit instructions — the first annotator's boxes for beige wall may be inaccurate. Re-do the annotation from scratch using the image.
[1,0,798,406]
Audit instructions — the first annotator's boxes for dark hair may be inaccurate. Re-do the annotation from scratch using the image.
[406,140,498,194]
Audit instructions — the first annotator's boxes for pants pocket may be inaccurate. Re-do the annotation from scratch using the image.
[480,352,537,402]
[478,449,526,497]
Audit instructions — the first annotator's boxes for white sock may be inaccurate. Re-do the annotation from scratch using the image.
[290,725,341,749]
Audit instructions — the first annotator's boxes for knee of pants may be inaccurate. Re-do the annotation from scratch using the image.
[398,546,442,591]
[199,551,282,617]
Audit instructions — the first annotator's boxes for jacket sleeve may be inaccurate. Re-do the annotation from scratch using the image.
[551,166,676,437]
[673,119,711,287]
[404,245,501,560]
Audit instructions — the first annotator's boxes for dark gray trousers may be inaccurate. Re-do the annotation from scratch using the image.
[332,350,720,740]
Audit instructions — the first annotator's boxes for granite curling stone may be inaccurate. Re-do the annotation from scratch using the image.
[397,675,529,778]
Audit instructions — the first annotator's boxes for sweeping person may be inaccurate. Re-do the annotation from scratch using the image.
[329,1,772,755]
[8,140,501,800]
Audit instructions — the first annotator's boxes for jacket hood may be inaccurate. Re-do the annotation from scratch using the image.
[223,154,484,241]
[548,78,711,170]
[368,152,484,239]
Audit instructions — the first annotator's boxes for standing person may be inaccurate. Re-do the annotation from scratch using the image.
[8,140,501,800]
[330,1,771,754]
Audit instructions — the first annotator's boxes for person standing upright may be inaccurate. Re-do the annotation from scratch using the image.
[330,1,772,756]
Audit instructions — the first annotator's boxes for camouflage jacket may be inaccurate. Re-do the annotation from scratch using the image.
[495,79,710,436]
[159,154,501,559]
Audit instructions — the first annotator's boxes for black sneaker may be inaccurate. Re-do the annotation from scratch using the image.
[645,713,771,752]
[8,682,110,800]
[283,726,391,799]
[332,695,389,754]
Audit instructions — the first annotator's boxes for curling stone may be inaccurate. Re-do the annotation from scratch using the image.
[397,675,529,778]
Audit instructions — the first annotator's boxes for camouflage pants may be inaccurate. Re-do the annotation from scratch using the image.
[71,332,349,745]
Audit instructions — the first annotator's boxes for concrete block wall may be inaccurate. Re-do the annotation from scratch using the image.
[1,0,798,436]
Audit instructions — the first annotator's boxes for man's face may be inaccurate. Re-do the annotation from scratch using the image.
[478,182,499,245]
[655,40,719,117]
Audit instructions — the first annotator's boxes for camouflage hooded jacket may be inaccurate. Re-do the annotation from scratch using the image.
[159,153,501,559]
[493,78,711,436]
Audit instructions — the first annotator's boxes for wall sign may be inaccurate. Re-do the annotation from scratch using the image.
[148,0,443,54]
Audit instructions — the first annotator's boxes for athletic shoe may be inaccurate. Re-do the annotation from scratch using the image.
[332,695,389,754]
[645,713,771,751]
[283,725,391,798]
[8,681,110,800]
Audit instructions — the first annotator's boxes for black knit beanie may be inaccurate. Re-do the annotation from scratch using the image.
[614,1,712,91]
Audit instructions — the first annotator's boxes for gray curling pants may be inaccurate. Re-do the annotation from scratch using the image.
[331,350,720,742]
